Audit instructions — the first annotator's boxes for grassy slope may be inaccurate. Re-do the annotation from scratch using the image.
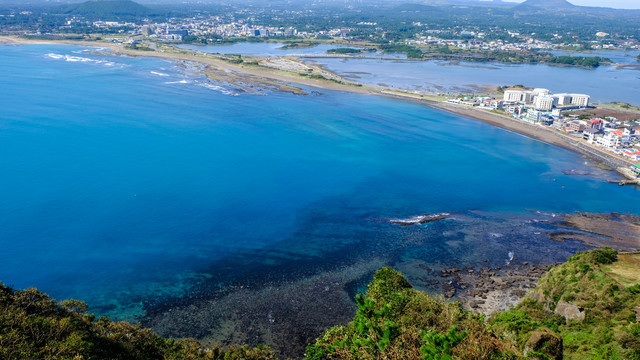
[490,249,640,360]
[304,268,520,360]
[307,249,639,360]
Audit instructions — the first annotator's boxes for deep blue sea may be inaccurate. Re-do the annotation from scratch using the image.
[1,44,639,322]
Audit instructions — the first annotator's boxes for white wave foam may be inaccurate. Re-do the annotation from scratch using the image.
[198,82,238,96]
[45,53,118,67]
[73,47,110,54]
[505,251,514,265]
[45,53,65,60]
[165,80,189,84]
[150,71,169,77]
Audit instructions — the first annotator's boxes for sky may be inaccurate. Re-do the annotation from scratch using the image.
[502,0,640,9]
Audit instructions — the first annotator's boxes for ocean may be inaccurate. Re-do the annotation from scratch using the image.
[1,44,639,353]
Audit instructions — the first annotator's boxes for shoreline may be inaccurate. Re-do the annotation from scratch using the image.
[2,35,635,171]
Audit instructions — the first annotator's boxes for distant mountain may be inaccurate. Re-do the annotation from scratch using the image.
[394,3,439,12]
[55,0,152,17]
[449,0,514,7]
[514,0,576,10]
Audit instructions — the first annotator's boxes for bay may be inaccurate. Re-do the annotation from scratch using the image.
[0,44,638,327]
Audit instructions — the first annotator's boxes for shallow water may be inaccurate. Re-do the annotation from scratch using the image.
[178,42,405,58]
[185,42,640,105]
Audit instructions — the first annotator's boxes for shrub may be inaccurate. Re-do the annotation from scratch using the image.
[589,248,618,264]
[627,284,640,295]
[419,325,468,360]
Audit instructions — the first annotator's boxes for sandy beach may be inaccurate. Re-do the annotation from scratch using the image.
[2,35,635,169]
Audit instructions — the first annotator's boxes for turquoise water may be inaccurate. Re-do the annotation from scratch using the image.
[1,44,639,320]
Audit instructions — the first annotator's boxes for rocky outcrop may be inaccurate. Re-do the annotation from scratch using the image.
[554,301,585,321]
[555,212,640,251]
[389,213,450,225]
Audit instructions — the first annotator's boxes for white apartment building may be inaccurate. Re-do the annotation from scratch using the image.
[503,90,534,103]
[534,96,555,111]
[554,93,573,106]
[503,89,590,110]
[571,94,590,107]
[532,88,550,97]
[504,89,525,102]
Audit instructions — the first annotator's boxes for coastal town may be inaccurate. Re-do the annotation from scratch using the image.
[4,0,640,57]
[35,15,640,55]
[446,88,640,182]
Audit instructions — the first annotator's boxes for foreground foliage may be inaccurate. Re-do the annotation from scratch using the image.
[0,283,277,360]
[490,248,640,360]
[307,248,640,360]
[304,267,519,360]
[2,248,638,359]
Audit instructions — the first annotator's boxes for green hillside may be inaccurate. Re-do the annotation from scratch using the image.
[304,267,520,359]
[0,283,276,360]
[490,249,640,360]
[307,248,639,360]
[55,0,153,18]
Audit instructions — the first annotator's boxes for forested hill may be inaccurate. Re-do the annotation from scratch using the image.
[514,0,576,10]
[54,0,154,18]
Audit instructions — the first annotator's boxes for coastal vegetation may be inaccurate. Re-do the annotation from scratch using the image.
[304,267,520,360]
[0,282,277,360]
[378,44,424,59]
[489,248,640,360]
[1,248,638,359]
[326,48,365,54]
[358,43,610,68]
[546,55,610,68]
[306,248,639,360]
[280,42,320,50]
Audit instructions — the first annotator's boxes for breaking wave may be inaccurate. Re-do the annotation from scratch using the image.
[45,53,118,67]
[197,82,239,96]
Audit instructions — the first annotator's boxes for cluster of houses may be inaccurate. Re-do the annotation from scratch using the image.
[98,19,349,42]
[448,88,640,162]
